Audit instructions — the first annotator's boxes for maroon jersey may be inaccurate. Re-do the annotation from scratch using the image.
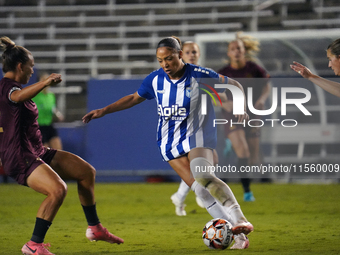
[218,61,269,103]
[0,77,45,180]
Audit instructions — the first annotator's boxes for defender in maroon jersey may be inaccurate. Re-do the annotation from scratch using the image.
[0,36,123,255]
[218,32,271,202]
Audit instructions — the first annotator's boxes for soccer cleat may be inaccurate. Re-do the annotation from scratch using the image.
[232,222,254,235]
[86,223,124,244]
[170,193,187,216]
[195,196,205,208]
[21,241,54,255]
[230,233,249,249]
[244,191,255,202]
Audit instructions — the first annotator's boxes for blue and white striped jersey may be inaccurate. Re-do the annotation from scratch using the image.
[137,63,227,161]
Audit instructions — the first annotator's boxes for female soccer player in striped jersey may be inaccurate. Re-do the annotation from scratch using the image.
[83,37,253,249]
[170,40,250,249]
[291,38,340,97]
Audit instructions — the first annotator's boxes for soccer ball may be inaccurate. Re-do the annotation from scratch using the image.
[202,218,233,250]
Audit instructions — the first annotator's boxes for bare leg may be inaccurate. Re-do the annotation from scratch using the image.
[228,130,252,196]
[228,129,250,159]
[49,150,123,244]
[26,164,67,222]
[168,155,195,187]
[247,136,261,166]
[50,150,95,206]
[24,163,67,247]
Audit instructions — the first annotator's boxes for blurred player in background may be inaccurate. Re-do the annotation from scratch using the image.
[291,38,340,97]
[33,73,64,150]
[83,36,253,249]
[182,41,201,67]
[218,32,271,202]
[0,36,123,255]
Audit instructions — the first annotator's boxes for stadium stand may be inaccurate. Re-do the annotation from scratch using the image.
[0,0,338,121]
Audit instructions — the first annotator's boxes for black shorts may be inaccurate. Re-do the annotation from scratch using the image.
[39,125,59,144]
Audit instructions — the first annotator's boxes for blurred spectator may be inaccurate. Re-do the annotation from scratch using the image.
[32,73,64,150]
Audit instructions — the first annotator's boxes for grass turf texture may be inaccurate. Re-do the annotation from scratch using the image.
[0,182,339,254]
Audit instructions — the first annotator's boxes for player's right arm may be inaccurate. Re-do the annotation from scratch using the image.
[82,91,146,123]
[291,61,340,98]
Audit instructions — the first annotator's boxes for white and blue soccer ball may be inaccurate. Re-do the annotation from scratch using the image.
[202,218,233,250]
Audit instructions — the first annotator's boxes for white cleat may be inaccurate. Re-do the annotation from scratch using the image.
[230,233,249,249]
[170,193,187,216]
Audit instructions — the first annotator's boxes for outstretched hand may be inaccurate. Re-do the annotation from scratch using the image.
[82,109,105,123]
[290,61,314,79]
[45,73,62,86]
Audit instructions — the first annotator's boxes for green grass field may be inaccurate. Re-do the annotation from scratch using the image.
[0,182,339,255]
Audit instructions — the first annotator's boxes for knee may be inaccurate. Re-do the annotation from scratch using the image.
[79,164,96,182]
[85,165,96,180]
[50,182,68,205]
[195,176,214,188]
